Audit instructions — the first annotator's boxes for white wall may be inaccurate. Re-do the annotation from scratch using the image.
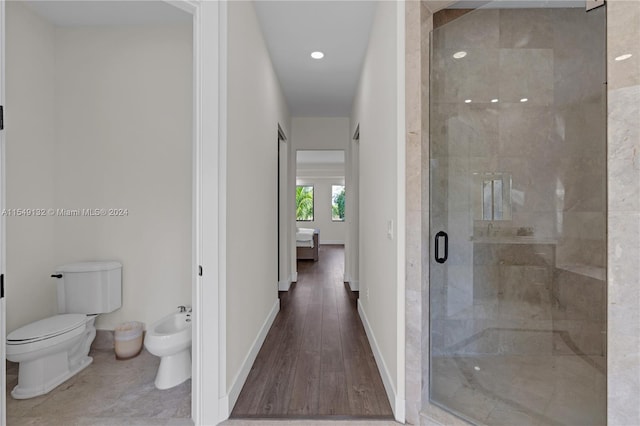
[225,0,290,397]
[296,175,346,244]
[53,24,193,331]
[291,117,349,150]
[5,0,193,333]
[350,1,405,419]
[5,2,57,333]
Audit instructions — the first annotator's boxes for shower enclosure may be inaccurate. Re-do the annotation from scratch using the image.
[429,2,606,425]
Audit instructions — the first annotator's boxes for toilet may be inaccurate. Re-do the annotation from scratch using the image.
[144,308,192,389]
[6,261,122,399]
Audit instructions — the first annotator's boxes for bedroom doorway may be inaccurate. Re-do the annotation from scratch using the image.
[295,150,346,255]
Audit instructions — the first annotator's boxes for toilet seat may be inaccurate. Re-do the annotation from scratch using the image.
[7,314,87,345]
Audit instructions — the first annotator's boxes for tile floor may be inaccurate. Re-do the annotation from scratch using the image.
[6,347,192,426]
[431,354,606,426]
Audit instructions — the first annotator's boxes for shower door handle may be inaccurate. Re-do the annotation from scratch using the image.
[434,231,448,264]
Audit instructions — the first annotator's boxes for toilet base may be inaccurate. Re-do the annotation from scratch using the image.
[154,348,191,390]
[10,319,96,400]
[11,355,93,399]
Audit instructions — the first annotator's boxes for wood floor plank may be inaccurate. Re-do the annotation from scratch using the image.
[318,371,350,415]
[300,292,323,352]
[255,297,307,414]
[287,350,321,414]
[233,305,294,414]
[343,353,388,416]
[320,287,344,374]
[231,245,393,419]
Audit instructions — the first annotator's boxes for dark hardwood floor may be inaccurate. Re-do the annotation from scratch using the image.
[231,245,393,419]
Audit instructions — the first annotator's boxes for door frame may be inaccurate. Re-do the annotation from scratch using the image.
[345,125,360,291]
[277,125,290,291]
[0,0,6,423]
[166,1,223,424]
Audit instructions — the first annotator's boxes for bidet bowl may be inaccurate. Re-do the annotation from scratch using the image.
[144,310,192,389]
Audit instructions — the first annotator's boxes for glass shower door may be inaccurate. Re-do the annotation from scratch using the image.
[429,3,607,425]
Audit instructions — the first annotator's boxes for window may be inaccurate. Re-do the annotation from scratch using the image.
[296,185,314,221]
[331,185,345,222]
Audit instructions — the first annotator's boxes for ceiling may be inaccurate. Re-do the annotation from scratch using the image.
[25,1,376,117]
[254,1,376,117]
[24,1,191,26]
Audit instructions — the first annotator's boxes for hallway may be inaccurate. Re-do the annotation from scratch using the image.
[231,245,393,419]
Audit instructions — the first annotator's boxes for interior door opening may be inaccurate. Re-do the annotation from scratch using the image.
[2,1,199,424]
[278,125,288,291]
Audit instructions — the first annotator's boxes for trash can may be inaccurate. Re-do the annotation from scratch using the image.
[114,321,144,360]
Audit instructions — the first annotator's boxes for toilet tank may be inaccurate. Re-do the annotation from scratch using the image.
[56,261,122,314]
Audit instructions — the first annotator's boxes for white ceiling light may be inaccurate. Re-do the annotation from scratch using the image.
[465,99,472,103]
[453,51,467,59]
[615,53,632,61]
[310,51,324,59]
[520,98,529,103]
[491,98,499,103]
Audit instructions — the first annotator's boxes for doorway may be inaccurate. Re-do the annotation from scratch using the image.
[346,125,360,291]
[278,125,289,290]
[0,1,215,424]
[293,149,346,274]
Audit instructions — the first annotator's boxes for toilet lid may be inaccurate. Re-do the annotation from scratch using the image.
[7,314,87,343]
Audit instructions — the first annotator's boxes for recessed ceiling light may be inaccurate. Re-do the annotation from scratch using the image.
[311,51,324,59]
[520,98,528,103]
[491,99,499,103]
[453,51,467,59]
[464,99,472,103]
[615,53,632,61]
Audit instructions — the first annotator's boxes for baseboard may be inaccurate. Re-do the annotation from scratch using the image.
[395,395,406,423]
[226,298,280,415]
[292,272,298,282]
[219,395,229,423]
[278,276,292,291]
[358,300,403,423]
[348,280,359,291]
[320,240,344,245]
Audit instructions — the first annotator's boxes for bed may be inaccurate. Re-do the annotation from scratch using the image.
[296,228,319,261]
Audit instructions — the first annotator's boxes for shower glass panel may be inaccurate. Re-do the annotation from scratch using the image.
[429,2,606,425]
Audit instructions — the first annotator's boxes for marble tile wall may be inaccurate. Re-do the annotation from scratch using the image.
[552,268,606,356]
[606,1,640,424]
[405,1,423,424]
[419,2,434,422]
